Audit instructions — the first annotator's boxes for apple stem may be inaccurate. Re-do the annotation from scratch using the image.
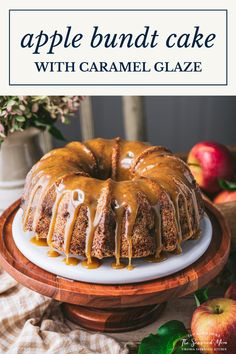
[214,305,223,314]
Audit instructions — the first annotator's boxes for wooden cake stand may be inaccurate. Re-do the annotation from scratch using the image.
[0,199,231,333]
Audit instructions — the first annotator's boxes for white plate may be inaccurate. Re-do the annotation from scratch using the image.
[12,209,212,285]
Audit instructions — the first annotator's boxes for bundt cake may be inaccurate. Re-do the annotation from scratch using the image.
[21,138,204,269]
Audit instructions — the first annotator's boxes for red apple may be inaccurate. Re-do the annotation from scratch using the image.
[187,142,235,194]
[214,190,236,204]
[191,298,236,354]
[225,282,236,300]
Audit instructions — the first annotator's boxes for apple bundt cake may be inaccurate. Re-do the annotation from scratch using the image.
[21,138,204,269]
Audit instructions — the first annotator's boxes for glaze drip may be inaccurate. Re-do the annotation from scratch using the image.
[63,257,80,266]
[22,138,203,268]
[47,249,60,257]
[30,236,48,247]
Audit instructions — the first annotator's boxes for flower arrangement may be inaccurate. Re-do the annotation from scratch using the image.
[0,96,83,143]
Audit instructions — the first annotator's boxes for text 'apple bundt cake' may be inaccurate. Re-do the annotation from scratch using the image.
[21,138,204,270]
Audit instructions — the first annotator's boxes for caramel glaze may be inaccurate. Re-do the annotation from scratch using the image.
[63,257,80,266]
[111,261,126,270]
[47,249,61,257]
[22,138,202,270]
[30,236,48,247]
[81,259,101,269]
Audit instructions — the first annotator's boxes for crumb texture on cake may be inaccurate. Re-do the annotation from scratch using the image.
[21,138,204,266]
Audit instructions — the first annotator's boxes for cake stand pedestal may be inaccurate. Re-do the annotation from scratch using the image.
[0,200,231,333]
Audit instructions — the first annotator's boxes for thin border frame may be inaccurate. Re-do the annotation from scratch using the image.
[8,8,228,87]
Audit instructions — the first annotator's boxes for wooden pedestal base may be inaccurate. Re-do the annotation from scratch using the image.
[62,303,166,333]
[0,199,231,333]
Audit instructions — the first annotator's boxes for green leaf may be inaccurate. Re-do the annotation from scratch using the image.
[138,320,196,354]
[19,105,25,111]
[6,99,16,108]
[0,110,6,117]
[48,125,66,141]
[194,288,209,307]
[15,116,26,122]
[219,179,236,191]
[33,120,49,128]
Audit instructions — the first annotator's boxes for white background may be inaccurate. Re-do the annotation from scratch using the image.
[9,10,226,86]
[0,0,236,95]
